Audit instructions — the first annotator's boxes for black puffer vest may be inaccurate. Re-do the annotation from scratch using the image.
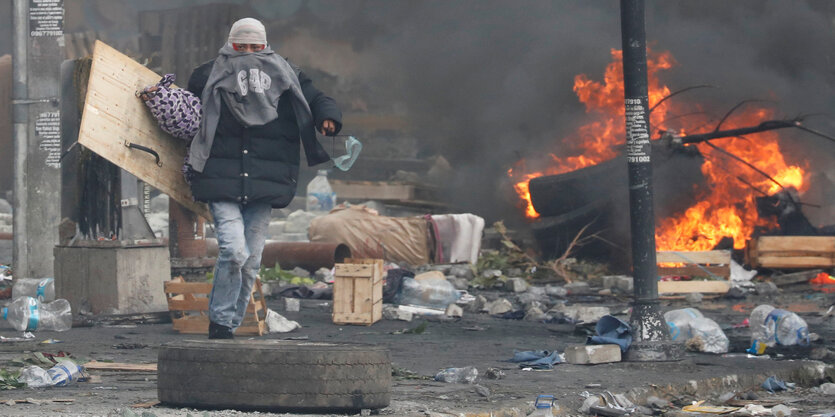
[186,60,342,208]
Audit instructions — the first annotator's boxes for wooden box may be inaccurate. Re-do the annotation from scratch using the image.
[656,250,731,294]
[164,277,267,335]
[332,258,384,325]
[746,236,835,269]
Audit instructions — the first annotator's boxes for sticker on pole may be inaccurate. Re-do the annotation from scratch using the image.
[625,98,651,164]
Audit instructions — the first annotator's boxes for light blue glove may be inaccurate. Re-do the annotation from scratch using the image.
[332,136,362,171]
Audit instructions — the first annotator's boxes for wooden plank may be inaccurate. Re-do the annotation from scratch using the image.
[334,264,376,277]
[168,298,209,311]
[658,280,731,294]
[770,269,823,287]
[164,281,213,294]
[77,40,210,220]
[656,250,731,264]
[755,236,835,252]
[753,256,835,269]
[83,361,157,372]
[658,266,730,277]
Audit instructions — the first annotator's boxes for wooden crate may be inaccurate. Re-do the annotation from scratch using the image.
[746,236,835,269]
[656,250,731,294]
[164,277,267,335]
[332,258,384,325]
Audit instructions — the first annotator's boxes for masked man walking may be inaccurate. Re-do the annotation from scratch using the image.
[186,18,341,339]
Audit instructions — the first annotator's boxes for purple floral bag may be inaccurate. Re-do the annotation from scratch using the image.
[139,74,202,141]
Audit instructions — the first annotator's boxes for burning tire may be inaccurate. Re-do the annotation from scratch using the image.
[157,340,391,412]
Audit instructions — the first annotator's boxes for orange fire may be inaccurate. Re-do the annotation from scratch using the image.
[509,48,807,251]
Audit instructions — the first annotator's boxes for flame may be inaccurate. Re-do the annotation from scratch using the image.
[509,48,808,251]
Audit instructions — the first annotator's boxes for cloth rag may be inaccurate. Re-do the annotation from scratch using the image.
[587,315,633,353]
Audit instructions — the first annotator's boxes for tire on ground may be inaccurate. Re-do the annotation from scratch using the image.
[157,339,391,412]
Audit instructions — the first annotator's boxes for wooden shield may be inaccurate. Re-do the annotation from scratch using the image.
[77,40,210,221]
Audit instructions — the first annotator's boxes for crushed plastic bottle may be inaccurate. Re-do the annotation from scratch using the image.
[19,365,53,388]
[434,366,478,384]
[305,169,337,213]
[749,305,776,341]
[689,317,730,353]
[2,297,72,331]
[765,309,809,347]
[396,277,460,309]
[47,360,84,386]
[664,308,704,342]
[528,394,557,416]
[12,278,55,302]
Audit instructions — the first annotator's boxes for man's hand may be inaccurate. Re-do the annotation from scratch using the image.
[319,119,337,136]
[138,86,159,102]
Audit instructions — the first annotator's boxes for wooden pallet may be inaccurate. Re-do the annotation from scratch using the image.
[164,277,267,335]
[332,258,383,325]
[746,236,835,269]
[657,250,731,294]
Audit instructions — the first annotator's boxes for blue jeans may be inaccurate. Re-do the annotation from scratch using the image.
[208,201,271,330]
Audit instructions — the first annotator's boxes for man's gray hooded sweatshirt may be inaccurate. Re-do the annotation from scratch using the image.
[186,44,340,208]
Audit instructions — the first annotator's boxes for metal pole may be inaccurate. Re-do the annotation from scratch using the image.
[620,0,682,361]
[12,0,29,275]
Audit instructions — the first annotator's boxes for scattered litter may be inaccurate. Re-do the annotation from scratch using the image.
[395,304,446,317]
[740,404,772,416]
[0,368,25,390]
[392,321,427,335]
[529,394,556,416]
[816,382,835,395]
[281,336,309,341]
[82,361,157,372]
[39,339,63,344]
[507,350,563,370]
[265,309,301,333]
[484,368,505,380]
[392,367,432,381]
[762,376,795,393]
[682,400,740,414]
[3,398,74,405]
[579,391,635,415]
[771,404,792,417]
[18,366,51,388]
[130,400,160,408]
[474,384,490,397]
[112,343,148,350]
[463,326,486,331]
[434,366,477,384]
[587,315,632,352]
[586,383,602,389]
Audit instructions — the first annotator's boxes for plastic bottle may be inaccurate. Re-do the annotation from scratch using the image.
[12,278,55,301]
[749,304,776,343]
[528,394,556,416]
[663,308,704,342]
[19,365,53,388]
[765,309,809,347]
[396,277,461,309]
[305,169,337,213]
[688,317,730,353]
[47,360,84,386]
[2,297,72,332]
[434,366,478,384]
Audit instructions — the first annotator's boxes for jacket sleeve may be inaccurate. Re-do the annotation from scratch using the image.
[187,61,213,98]
[298,70,343,135]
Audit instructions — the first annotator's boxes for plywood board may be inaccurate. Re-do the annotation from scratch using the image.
[77,40,210,220]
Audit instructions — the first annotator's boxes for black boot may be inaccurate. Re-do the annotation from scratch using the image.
[208,322,234,339]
